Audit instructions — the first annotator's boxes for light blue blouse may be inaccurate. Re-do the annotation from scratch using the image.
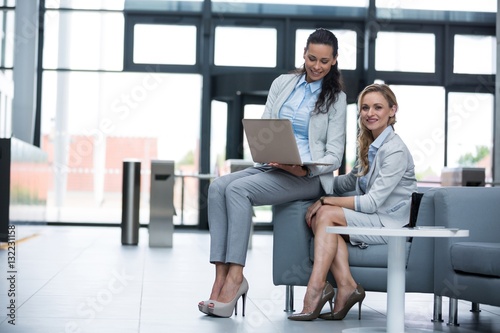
[279,74,322,162]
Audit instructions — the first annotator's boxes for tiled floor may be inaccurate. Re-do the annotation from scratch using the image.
[0,225,499,333]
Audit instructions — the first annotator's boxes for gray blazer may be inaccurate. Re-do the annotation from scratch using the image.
[261,73,347,194]
[333,130,418,228]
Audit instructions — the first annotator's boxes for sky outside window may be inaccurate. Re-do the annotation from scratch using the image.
[134,25,197,65]
[214,27,277,67]
[454,35,496,75]
[375,32,435,73]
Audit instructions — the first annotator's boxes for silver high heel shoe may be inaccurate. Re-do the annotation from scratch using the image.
[288,281,335,321]
[208,277,249,318]
[319,283,365,320]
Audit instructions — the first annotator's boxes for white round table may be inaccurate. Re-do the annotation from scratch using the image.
[326,226,469,333]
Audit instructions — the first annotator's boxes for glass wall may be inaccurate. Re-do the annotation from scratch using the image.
[447,92,494,181]
[454,35,496,75]
[375,32,435,73]
[391,85,446,182]
[133,25,197,65]
[41,8,202,224]
[34,1,496,226]
[41,70,202,224]
[373,25,495,184]
[0,7,14,139]
[43,10,124,71]
[214,27,277,67]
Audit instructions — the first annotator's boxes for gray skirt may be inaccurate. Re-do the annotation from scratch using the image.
[342,208,388,246]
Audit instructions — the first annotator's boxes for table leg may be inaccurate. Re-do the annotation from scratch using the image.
[342,236,436,333]
[387,236,407,333]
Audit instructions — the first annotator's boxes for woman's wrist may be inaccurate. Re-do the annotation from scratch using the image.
[301,166,309,177]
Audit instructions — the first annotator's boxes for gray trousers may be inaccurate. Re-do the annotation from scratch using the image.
[208,165,324,266]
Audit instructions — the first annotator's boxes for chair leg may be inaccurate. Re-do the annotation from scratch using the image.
[432,295,443,322]
[471,302,481,313]
[284,285,294,313]
[447,297,460,326]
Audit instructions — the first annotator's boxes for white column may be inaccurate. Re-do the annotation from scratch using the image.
[54,10,71,210]
[12,0,39,144]
[94,7,107,206]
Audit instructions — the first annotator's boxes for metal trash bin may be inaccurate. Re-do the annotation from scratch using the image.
[121,159,141,245]
[149,160,175,247]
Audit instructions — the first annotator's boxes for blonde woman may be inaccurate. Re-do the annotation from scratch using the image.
[289,83,417,321]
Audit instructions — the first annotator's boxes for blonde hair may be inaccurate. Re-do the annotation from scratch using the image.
[356,84,398,176]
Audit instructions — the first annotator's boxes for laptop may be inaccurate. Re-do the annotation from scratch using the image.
[242,118,333,166]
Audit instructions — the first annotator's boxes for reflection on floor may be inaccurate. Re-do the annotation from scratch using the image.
[0,225,499,333]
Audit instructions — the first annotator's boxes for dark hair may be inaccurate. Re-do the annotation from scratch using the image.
[296,28,344,114]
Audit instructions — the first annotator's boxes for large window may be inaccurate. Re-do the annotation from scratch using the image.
[375,32,435,73]
[0,9,14,69]
[454,35,496,75]
[447,92,493,181]
[133,24,197,65]
[0,7,14,139]
[344,103,358,173]
[34,1,497,227]
[214,27,277,67]
[390,85,446,182]
[0,70,13,138]
[41,71,202,224]
[43,10,124,70]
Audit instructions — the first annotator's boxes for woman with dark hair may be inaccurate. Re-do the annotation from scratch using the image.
[290,83,417,321]
[198,28,347,318]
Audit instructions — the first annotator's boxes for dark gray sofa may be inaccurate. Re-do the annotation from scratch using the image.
[272,187,439,315]
[433,187,500,325]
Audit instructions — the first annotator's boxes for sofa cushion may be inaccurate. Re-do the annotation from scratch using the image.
[309,240,411,268]
[450,242,500,277]
[349,242,411,268]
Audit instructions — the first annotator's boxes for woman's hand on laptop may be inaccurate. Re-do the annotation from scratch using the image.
[268,163,308,177]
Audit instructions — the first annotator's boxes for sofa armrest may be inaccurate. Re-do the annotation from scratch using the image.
[433,187,500,298]
[434,187,500,240]
[272,200,315,286]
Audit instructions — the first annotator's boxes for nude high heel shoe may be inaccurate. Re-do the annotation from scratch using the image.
[287,282,335,321]
[319,283,365,320]
[208,277,249,318]
[198,300,213,315]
